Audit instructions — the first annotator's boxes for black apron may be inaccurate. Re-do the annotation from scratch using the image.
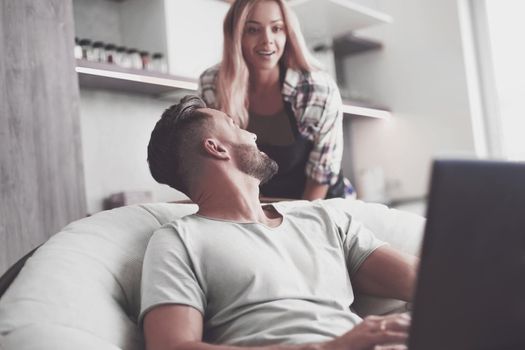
[256,102,345,199]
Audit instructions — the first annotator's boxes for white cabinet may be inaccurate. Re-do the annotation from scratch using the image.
[289,0,392,44]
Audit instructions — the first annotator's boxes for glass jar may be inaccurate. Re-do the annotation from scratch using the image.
[151,52,168,73]
[78,38,92,60]
[114,46,127,67]
[74,37,83,59]
[126,48,142,69]
[104,43,116,64]
[91,41,105,62]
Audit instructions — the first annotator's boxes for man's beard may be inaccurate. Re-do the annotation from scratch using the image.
[231,144,278,184]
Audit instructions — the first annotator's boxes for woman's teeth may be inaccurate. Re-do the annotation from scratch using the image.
[257,50,275,56]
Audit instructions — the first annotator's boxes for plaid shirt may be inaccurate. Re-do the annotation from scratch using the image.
[199,65,344,186]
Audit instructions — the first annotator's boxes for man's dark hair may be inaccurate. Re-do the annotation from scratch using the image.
[147,95,210,196]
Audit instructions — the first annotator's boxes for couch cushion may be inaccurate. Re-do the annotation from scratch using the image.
[0,200,424,349]
[0,203,197,350]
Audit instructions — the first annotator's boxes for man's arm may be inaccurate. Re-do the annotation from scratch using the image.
[352,245,419,301]
[144,304,409,350]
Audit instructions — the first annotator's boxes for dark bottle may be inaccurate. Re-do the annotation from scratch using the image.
[139,51,150,70]
[105,43,116,64]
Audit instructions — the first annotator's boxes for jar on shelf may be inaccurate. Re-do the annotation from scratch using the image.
[139,51,150,70]
[104,43,116,64]
[151,52,168,73]
[78,38,92,60]
[126,48,142,69]
[91,41,105,62]
[74,37,83,59]
[114,46,127,67]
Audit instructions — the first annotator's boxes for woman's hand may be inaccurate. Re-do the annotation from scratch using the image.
[302,178,329,200]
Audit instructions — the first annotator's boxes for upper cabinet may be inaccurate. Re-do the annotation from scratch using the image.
[289,0,392,44]
[289,0,393,118]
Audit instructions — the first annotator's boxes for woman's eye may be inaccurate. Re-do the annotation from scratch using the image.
[246,27,258,34]
[273,26,283,33]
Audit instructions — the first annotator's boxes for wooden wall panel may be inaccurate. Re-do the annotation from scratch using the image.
[0,0,86,274]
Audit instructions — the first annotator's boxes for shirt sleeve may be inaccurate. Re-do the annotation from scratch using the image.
[303,73,344,185]
[327,203,387,276]
[139,226,206,328]
[198,65,219,108]
[344,219,388,276]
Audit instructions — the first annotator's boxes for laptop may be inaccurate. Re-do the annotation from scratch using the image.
[408,159,525,350]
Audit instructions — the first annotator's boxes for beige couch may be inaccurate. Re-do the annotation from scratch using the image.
[0,198,425,350]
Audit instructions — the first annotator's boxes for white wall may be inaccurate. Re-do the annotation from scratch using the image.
[79,90,185,214]
[342,0,476,201]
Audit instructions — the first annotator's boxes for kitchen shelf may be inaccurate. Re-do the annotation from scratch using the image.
[342,100,391,119]
[75,59,198,96]
[75,60,389,119]
[289,0,392,42]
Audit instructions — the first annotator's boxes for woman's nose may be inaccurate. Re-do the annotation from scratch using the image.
[261,28,273,44]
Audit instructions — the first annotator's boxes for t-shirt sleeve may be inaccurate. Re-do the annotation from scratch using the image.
[327,203,387,276]
[139,226,206,327]
[344,220,388,276]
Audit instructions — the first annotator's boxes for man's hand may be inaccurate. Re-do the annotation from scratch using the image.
[322,313,411,350]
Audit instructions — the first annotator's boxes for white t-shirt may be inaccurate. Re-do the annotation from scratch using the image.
[140,201,386,346]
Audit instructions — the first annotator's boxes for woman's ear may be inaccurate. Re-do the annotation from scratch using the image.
[203,138,230,160]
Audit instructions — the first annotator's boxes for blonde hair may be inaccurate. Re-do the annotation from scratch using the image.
[217,0,319,128]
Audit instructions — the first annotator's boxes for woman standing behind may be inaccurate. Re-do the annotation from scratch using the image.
[199,0,353,200]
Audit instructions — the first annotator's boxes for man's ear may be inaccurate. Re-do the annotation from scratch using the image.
[203,138,230,160]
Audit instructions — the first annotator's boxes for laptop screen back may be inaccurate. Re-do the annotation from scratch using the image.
[408,160,525,350]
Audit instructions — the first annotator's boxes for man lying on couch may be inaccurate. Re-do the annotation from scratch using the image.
[141,95,417,350]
